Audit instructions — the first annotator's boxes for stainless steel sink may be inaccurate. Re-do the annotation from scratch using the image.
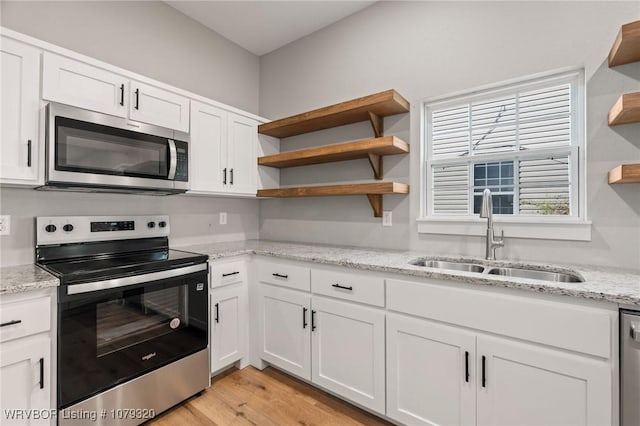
[409,259,485,273]
[486,267,584,283]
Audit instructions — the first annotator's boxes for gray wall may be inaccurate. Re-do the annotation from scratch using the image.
[1,1,260,113]
[0,1,261,267]
[259,1,640,270]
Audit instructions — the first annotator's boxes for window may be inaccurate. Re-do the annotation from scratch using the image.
[420,69,589,240]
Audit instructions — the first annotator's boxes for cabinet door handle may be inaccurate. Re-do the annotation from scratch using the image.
[214,303,219,323]
[230,168,234,185]
[134,88,140,110]
[0,319,22,328]
[465,351,470,383]
[302,307,308,329]
[222,271,239,277]
[39,358,44,390]
[27,140,32,167]
[272,273,288,279]
[119,83,125,106]
[223,168,227,184]
[331,283,353,291]
[311,310,317,331]
[481,355,486,388]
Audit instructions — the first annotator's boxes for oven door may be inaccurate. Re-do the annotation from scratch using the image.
[57,268,208,409]
[46,103,188,191]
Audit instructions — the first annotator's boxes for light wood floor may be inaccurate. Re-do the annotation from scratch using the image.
[147,366,391,426]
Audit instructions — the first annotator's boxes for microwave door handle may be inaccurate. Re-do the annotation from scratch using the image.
[167,139,177,180]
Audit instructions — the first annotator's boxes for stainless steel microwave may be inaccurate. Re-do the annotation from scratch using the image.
[38,103,189,195]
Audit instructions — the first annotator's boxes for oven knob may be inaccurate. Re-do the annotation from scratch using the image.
[158,221,167,228]
[63,224,74,232]
[147,221,156,229]
[45,224,57,233]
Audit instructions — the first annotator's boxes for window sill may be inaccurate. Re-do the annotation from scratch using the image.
[416,217,591,241]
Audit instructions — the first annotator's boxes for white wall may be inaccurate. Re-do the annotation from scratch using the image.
[0,1,261,267]
[259,1,640,270]
[0,1,260,113]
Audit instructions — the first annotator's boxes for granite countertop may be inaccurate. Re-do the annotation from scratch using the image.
[2,239,639,305]
[0,264,59,295]
[180,239,640,306]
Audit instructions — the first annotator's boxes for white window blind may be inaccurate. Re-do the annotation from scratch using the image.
[424,70,583,219]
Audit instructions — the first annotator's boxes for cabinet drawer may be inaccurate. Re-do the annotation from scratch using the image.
[312,268,384,307]
[0,296,51,343]
[257,259,310,291]
[387,278,612,359]
[210,261,246,289]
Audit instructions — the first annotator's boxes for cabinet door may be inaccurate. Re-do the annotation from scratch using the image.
[42,52,127,117]
[227,112,257,195]
[129,81,190,132]
[386,313,476,426]
[1,38,40,184]
[259,285,311,380]
[477,336,611,426]
[0,335,51,425]
[211,284,246,373]
[311,296,385,414]
[189,101,226,193]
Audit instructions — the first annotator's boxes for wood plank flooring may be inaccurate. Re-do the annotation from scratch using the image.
[147,366,391,426]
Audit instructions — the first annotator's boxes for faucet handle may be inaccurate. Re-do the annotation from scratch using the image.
[495,229,505,245]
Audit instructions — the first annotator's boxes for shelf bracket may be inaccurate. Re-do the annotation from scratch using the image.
[368,111,384,138]
[367,194,383,217]
[367,153,383,180]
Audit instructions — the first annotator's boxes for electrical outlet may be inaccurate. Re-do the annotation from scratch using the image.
[219,212,227,225]
[0,215,10,236]
[382,211,392,227]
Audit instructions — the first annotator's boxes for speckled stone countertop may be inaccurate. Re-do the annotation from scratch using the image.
[0,264,59,295]
[180,239,640,306]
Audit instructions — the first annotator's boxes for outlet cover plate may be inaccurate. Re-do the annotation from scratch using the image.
[382,211,392,227]
[0,215,10,235]
[219,212,227,225]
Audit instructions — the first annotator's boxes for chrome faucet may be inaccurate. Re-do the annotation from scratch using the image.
[479,188,504,260]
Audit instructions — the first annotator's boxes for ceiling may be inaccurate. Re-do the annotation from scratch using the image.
[166,1,376,56]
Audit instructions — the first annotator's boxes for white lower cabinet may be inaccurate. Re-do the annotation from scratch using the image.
[259,284,311,380]
[476,335,611,426]
[311,296,385,414]
[387,313,475,426]
[0,335,51,425]
[210,284,246,373]
[387,313,612,426]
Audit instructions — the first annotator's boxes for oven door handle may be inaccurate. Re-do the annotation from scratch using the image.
[167,139,177,180]
[66,263,207,295]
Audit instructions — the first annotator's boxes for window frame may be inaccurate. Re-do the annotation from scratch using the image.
[418,68,590,241]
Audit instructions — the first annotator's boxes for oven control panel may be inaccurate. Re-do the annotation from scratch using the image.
[36,216,170,245]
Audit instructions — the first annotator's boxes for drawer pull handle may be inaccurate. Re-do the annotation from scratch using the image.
[39,358,44,390]
[272,273,288,279]
[223,168,227,184]
[481,355,487,388]
[311,310,317,331]
[134,88,140,110]
[119,83,125,106]
[331,283,353,291]
[222,271,240,277]
[27,140,32,167]
[302,307,308,329]
[214,303,219,323]
[0,320,22,328]
[465,351,470,383]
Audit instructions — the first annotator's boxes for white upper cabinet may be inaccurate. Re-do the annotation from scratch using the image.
[189,102,258,196]
[42,53,189,132]
[42,52,127,118]
[1,37,41,184]
[129,80,190,132]
[227,112,258,195]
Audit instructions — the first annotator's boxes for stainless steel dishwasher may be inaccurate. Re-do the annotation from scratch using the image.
[621,309,640,425]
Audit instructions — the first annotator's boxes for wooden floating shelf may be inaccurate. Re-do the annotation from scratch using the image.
[257,136,409,179]
[257,182,409,217]
[608,164,640,184]
[609,20,640,67]
[258,89,410,138]
[608,92,640,126]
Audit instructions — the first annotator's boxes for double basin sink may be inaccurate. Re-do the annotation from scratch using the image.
[410,259,584,283]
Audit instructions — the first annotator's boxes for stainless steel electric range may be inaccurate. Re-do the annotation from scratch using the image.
[36,216,209,426]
